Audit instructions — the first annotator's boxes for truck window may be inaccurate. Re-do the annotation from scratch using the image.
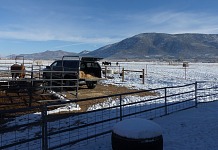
[80,63,86,69]
[63,60,79,68]
[86,62,100,68]
[51,61,62,67]
[86,63,92,68]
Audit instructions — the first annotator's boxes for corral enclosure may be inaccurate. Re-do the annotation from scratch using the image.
[1,59,218,150]
[0,59,53,79]
[1,59,218,110]
[0,59,154,112]
[1,59,218,108]
[1,58,217,81]
[0,59,58,111]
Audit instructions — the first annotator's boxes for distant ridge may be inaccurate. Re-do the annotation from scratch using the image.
[85,33,218,61]
[6,33,218,62]
[7,50,78,60]
[7,50,93,60]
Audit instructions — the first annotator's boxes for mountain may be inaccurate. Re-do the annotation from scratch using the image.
[85,33,218,61]
[6,50,93,60]
[6,33,218,61]
[9,50,78,60]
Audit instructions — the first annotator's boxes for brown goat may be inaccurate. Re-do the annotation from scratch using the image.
[11,64,25,79]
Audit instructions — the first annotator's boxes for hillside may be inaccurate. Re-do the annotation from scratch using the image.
[6,33,218,61]
[8,50,78,60]
[86,33,218,61]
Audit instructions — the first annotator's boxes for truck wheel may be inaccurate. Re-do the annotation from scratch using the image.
[86,82,96,89]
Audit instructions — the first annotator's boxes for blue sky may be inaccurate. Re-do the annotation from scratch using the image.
[1,0,218,56]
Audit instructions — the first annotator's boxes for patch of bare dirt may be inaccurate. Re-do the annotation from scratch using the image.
[0,83,155,113]
[64,84,156,112]
[77,84,150,98]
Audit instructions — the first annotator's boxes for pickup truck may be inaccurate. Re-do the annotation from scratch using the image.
[42,56,102,89]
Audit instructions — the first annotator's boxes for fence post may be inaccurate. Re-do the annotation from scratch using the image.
[122,68,124,82]
[41,105,48,150]
[119,65,121,74]
[105,66,107,78]
[195,82,198,107]
[164,87,167,115]
[142,69,145,84]
[119,95,123,121]
[28,82,33,107]
[29,66,34,107]
[50,69,52,91]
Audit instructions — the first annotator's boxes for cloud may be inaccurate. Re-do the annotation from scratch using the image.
[145,11,218,34]
[111,10,218,36]
[1,10,218,47]
[0,25,121,44]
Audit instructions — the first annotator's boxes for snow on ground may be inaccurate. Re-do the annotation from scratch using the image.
[2,61,218,149]
[156,101,218,150]
[75,100,218,150]
[102,62,218,89]
[73,62,218,150]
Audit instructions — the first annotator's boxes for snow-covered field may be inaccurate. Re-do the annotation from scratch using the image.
[73,62,218,150]
[1,60,218,150]
[103,62,218,89]
[73,101,218,150]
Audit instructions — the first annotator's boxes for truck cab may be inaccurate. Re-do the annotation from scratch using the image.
[43,56,102,89]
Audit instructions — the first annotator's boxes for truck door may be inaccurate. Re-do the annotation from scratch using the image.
[50,60,62,78]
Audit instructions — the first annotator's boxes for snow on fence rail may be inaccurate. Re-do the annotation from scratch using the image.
[1,81,218,149]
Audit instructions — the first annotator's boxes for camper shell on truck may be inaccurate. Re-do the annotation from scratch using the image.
[42,56,102,89]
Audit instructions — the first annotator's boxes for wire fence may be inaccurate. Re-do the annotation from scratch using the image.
[0,81,218,150]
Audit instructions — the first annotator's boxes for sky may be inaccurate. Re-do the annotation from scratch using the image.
[1,0,218,57]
